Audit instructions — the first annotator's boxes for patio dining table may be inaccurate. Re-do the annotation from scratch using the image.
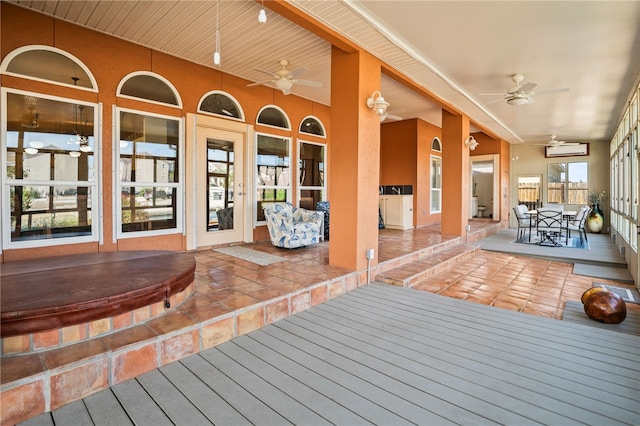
[526,209,577,243]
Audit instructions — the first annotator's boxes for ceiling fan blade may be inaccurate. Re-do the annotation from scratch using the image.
[534,87,570,95]
[479,92,506,96]
[385,113,403,121]
[252,68,276,77]
[247,80,274,87]
[294,79,323,88]
[483,98,506,105]
[289,67,308,78]
[518,82,538,93]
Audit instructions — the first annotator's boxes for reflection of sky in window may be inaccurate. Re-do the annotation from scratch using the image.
[120,141,177,157]
[8,131,94,150]
[568,162,588,182]
[257,155,288,167]
[208,149,233,162]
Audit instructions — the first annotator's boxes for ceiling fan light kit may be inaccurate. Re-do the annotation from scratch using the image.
[507,96,530,106]
[247,59,322,95]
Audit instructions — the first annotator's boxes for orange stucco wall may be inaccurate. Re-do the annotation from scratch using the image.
[328,47,382,270]
[0,3,329,262]
[380,118,442,227]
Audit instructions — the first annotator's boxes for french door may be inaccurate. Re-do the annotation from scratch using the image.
[194,123,246,247]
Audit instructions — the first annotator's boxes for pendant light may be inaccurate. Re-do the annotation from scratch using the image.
[258,0,267,23]
[213,0,221,66]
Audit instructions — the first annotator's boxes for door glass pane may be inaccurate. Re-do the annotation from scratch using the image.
[207,138,234,231]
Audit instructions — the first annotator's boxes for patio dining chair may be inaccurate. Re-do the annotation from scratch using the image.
[567,205,590,245]
[513,205,532,240]
[535,208,564,246]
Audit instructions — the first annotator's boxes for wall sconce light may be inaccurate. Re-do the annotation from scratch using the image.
[465,135,479,150]
[258,0,267,23]
[367,91,390,122]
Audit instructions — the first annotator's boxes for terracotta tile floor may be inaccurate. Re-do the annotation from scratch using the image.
[189,224,639,322]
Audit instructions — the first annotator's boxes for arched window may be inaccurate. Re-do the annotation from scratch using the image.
[299,116,326,137]
[198,91,244,120]
[117,72,182,107]
[257,106,291,130]
[431,137,442,152]
[1,45,97,91]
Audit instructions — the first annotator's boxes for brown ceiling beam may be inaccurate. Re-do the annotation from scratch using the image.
[262,0,357,54]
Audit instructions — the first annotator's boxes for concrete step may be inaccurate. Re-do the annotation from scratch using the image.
[376,243,480,288]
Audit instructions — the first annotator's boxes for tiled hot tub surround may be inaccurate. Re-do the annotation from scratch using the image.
[0,282,196,356]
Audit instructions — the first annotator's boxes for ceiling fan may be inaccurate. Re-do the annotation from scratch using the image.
[481,74,569,106]
[247,60,322,95]
[534,134,580,147]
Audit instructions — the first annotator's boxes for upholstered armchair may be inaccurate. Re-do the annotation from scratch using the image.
[263,202,324,249]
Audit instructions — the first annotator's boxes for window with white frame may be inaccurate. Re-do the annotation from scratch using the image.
[430,155,442,213]
[116,109,182,236]
[255,134,291,222]
[2,90,99,247]
[298,140,326,210]
[547,161,588,204]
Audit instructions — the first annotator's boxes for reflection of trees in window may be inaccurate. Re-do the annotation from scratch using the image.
[4,92,96,243]
[299,141,325,210]
[256,135,290,221]
[118,111,180,233]
[207,138,234,231]
[547,161,588,204]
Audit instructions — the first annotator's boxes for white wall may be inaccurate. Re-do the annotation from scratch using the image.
[510,141,610,229]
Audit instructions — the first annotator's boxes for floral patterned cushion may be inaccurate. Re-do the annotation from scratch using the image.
[263,202,323,248]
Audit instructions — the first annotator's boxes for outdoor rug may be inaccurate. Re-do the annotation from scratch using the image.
[513,234,589,249]
[562,300,640,336]
[593,283,640,304]
[213,246,286,266]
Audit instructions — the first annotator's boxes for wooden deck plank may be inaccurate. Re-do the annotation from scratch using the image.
[300,289,638,424]
[136,369,213,425]
[51,399,93,426]
[180,354,291,425]
[159,361,252,425]
[30,283,640,426]
[356,285,640,392]
[266,319,541,425]
[313,296,637,413]
[198,347,331,426]
[110,378,173,426]
[202,348,329,425]
[216,339,371,425]
[18,413,53,426]
[232,333,404,425]
[248,330,424,426]
[83,389,134,426]
[361,284,639,366]
[562,300,640,336]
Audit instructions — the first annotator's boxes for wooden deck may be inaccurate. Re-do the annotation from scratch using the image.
[22,283,640,425]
